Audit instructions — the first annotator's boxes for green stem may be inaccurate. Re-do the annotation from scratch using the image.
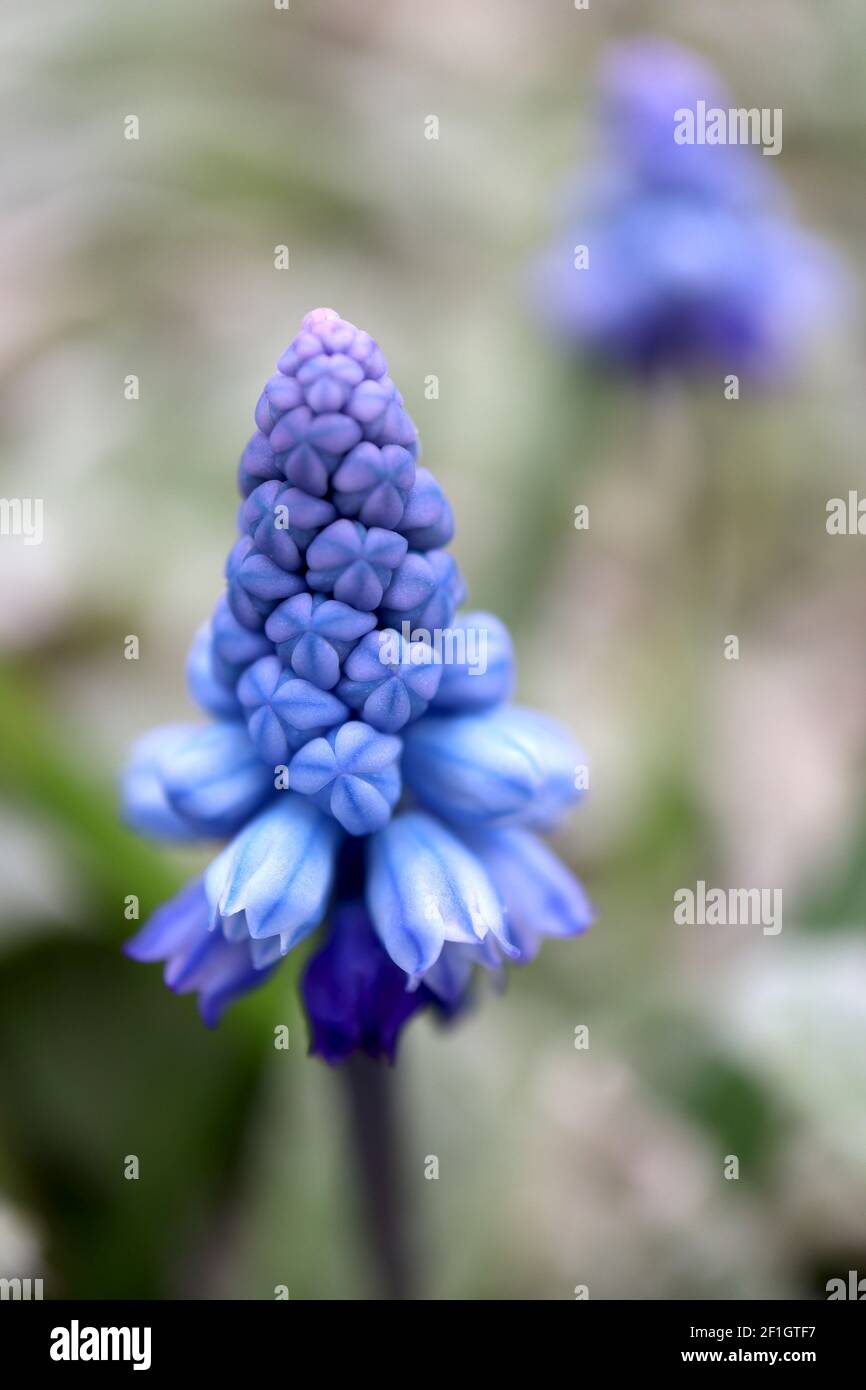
[341,1056,415,1300]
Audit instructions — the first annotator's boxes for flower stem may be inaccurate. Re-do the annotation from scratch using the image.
[341,1056,415,1300]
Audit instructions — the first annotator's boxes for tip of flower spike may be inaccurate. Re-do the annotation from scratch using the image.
[302,308,342,331]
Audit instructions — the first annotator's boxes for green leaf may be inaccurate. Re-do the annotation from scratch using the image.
[0,934,273,1297]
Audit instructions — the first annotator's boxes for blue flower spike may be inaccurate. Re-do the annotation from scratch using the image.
[533,37,843,380]
[123,308,592,1059]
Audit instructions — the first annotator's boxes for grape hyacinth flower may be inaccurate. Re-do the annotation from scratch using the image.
[533,37,842,380]
[123,308,593,1060]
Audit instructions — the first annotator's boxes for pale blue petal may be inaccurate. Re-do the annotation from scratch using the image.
[431,611,514,713]
[161,722,273,836]
[186,623,243,719]
[124,878,206,961]
[366,812,505,975]
[402,707,584,829]
[417,939,502,1006]
[122,725,211,841]
[205,795,340,947]
[461,826,595,960]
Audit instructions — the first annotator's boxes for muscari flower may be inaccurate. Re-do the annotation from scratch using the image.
[533,37,842,379]
[123,308,593,1060]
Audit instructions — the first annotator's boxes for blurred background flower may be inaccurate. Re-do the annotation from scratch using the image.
[1,0,865,1300]
[532,36,843,379]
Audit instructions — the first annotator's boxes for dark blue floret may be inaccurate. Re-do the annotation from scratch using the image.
[380,549,465,631]
[238,429,284,496]
[265,592,376,690]
[288,720,401,835]
[269,406,363,497]
[239,482,335,570]
[397,466,454,549]
[338,629,442,732]
[332,442,416,528]
[237,655,348,765]
[210,594,274,684]
[302,900,436,1064]
[306,519,408,611]
[226,536,304,630]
